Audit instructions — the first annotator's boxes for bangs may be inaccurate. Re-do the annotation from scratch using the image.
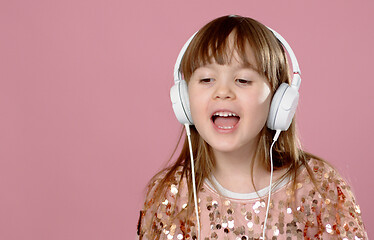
[192,26,253,69]
[180,15,289,91]
[181,20,257,79]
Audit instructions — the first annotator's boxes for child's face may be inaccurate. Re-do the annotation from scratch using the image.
[188,45,272,156]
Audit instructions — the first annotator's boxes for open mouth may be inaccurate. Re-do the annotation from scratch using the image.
[211,111,240,129]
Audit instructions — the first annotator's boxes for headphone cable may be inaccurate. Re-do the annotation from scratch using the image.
[262,130,281,239]
[185,124,201,240]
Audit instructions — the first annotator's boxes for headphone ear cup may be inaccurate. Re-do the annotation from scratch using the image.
[267,83,299,131]
[170,80,193,125]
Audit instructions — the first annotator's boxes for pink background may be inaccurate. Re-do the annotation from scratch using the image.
[0,0,373,239]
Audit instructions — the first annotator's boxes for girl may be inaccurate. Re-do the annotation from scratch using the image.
[137,15,367,240]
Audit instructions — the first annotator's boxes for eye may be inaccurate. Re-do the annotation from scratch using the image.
[199,78,215,84]
[236,79,252,85]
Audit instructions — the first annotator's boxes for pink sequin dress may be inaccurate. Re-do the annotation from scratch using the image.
[138,159,367,240]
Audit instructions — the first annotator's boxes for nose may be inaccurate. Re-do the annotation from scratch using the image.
[213,81,235,100]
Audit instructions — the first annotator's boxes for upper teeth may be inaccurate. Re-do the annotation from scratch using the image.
[213,112,238,117]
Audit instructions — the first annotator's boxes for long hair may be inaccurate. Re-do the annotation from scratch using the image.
[144,15,323,237]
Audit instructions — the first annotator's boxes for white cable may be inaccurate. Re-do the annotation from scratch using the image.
[184,124,201,240]
[262,130,281,240]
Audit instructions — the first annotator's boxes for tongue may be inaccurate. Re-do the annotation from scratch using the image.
[214,116,239,127]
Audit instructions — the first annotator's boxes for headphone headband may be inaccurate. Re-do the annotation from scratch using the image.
[173,31,198,82]
[266,27,301,89]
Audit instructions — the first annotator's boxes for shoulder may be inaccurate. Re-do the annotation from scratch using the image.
[300,158,357,202]
[297,158,360,212]
[295,158,368,239]
[143,166,187,211]
[138,166,188,239]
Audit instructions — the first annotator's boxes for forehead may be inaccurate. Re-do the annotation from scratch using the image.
[195,55,257,75]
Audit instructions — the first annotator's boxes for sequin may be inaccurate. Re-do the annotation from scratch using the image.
[170,184,178,195]
[245,212,252,221]
[326,224,333,234]
[254,216,260,225]
[211,232,218,239]
[241,207,247,215]
[253,201,261,209]
[228,220,235,229]
[210,222,215,230]
[233,226,245,235]
[207,204,212,211]
[286,188,293,195]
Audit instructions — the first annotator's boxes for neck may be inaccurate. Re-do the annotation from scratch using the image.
[212,140,268,193]
[213,147,256,177]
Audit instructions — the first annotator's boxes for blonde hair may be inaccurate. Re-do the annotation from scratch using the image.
[144,15,323,237]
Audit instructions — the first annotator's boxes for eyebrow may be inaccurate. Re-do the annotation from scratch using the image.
[240,61,258,71]
[196,60,260,74]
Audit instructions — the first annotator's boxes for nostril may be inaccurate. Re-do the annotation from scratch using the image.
[215,94,232,99]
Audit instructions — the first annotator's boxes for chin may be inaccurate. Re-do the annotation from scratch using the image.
[206,140,243,154]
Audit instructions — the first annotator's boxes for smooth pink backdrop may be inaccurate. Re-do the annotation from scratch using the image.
[1,0,373,239]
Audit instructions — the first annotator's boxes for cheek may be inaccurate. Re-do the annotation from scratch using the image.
[255,84,272,118]
[246,83,272,110]
[258,83,272,104]
[188,86,205,120]
[188,86,197,110]
[245,84,272,122]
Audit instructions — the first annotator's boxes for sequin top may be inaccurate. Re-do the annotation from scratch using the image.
[138,159,367,239]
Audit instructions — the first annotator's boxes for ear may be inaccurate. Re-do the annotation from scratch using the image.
[267,83,299,131]
[170,80,193,125]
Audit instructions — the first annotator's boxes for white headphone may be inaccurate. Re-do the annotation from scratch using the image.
[170,25,302,132]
